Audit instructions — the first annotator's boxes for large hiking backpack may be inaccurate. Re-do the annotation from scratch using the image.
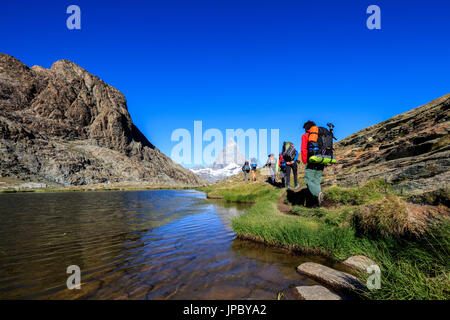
[307,125,337,165]
[282,142,296,162]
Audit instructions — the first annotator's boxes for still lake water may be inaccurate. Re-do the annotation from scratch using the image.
[0,189,329,300]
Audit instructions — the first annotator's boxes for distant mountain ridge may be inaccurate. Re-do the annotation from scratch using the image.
[0,53,205,187]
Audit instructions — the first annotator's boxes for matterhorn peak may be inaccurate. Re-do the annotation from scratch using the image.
[189,137,248,182]
[214,138,247,169]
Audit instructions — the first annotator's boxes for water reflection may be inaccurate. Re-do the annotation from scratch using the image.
[0,190,323,300]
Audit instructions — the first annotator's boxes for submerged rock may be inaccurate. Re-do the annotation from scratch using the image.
[295,285,342,300]
[297,262,367,294]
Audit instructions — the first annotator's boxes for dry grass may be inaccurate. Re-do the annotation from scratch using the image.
[352,194,446,238]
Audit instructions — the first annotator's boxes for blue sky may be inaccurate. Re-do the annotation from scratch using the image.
[1,0,449,167]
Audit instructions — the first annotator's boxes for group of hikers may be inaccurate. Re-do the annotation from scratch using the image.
[241,121,336,207]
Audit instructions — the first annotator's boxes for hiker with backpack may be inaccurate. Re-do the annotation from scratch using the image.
[278,153,287,187]
[301,121,336,206]
[265,154,277,184]
[281,142,299,190]
[250,158,257,181]
[242,161,251,181]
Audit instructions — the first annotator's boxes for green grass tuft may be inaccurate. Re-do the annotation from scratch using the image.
[202,182,283,203]
[325,179,394,205]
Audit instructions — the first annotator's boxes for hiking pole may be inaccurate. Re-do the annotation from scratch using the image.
[327,123,337,140]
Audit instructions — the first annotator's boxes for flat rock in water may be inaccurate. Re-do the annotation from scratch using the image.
[342,255,377,273]
[295,285,342,300]
[297,262,367,294]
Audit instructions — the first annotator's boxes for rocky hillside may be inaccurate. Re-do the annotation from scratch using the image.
[325,94,449,199]
[0,53,205,187]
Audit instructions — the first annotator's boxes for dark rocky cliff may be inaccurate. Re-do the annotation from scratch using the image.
[325,94,449,199]
[0,53,205,186]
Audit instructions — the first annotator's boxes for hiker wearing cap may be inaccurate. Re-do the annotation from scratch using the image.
[301,120,325,206]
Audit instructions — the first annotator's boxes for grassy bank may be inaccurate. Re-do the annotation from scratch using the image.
[198,181,283,203]
[204,177,449,300]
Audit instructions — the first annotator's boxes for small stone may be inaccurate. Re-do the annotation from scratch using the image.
[342,255,377,273]
[297,262,367,294]
[295,285,342,300]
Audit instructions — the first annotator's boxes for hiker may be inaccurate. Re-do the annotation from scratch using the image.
[281,142,299,190]
[301,121,325,206]
[278,153,287,187]
[265,154,277,184]
[242,161,251,181]
[250,159,257,181]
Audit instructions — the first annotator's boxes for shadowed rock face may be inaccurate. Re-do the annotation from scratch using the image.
[0,53,204,186]
[325,94,450,196]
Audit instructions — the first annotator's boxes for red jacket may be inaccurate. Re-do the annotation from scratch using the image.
[301,132,309,164]
[278,154,284,167]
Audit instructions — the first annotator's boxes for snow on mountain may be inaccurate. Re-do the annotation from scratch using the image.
[190,163,243,182]
[190,138,247,182]
[212,138,247,169]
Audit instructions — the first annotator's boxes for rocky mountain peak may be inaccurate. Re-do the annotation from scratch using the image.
[50,59,84,76]
[0,53,205,187]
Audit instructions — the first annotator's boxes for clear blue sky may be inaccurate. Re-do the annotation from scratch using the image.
[1,0,449,167]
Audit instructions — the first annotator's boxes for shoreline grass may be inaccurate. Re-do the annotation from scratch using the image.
[206,176,450,300]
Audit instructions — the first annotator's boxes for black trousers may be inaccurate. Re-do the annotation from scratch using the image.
[285,163,298,187]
